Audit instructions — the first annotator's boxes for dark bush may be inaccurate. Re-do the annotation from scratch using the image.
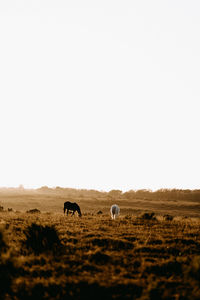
[164,214,174,221]
[90,237,133,250]
[145,260,182,277]
[23,223,62,254]
[0,256,17,298]
[183,256,200,299]
[0,229,17,299]
[0,229,7,254]
[26,209,41,214]
[184,256,200,282]
[140,212,156,220]
[89,251,111,264]
[66,281,143,300]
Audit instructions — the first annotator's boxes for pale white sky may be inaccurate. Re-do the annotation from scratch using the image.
[0,0,199,191]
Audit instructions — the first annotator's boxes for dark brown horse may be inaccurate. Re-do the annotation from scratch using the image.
[64,201,82,217]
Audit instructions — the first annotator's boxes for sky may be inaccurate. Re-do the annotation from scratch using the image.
[0,0,199,191]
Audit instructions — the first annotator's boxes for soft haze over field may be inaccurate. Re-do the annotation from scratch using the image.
[0,1,199,191]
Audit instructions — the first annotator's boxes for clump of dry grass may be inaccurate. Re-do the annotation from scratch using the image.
[23,223,62,254]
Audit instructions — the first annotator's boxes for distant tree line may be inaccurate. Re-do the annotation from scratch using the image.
[35,187,200,202]
[122,189,200,202]
[0,186,199,202]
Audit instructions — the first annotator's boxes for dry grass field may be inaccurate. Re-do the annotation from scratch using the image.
[0,188,200,299]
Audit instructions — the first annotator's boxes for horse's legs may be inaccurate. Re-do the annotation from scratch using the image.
[67,210,69,216]
[72,210,75,216]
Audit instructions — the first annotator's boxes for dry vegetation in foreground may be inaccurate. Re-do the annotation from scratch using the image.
[0,210,200,300]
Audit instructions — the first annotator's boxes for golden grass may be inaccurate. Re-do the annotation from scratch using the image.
[0,209,200,299]
[0,189,199,299]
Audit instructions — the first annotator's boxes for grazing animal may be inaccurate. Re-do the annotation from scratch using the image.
[64,201,82,217]
[110,204,120,220]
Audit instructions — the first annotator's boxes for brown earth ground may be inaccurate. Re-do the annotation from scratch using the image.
[0,189,200,299]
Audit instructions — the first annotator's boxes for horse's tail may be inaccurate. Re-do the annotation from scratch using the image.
[110,204,120,219]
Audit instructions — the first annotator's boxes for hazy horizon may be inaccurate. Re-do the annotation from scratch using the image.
[0,1,199,191]
[0,184,200,193]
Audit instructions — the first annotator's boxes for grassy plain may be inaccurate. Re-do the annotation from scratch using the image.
[0,189,200,299]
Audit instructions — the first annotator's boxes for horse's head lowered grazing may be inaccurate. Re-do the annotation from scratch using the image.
[64,201,82,217]
[76,204,82,217]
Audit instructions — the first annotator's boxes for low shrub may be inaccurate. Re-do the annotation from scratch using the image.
[23,223,62,254]
[164,214,174,221]
[0,254,17,299]
[182,256,200,299]
[0,229,17,299]
[140,212,156,221]
[184,256,200,282]
[145,260,182,277]
[0,229,8,254]
[89,251,111,264]
[26,209,41,214]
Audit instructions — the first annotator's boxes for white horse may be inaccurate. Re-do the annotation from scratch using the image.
[110,204,120,220]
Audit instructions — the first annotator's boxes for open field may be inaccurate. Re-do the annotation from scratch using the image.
[0,188,200,217]
[0,189,200,299]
